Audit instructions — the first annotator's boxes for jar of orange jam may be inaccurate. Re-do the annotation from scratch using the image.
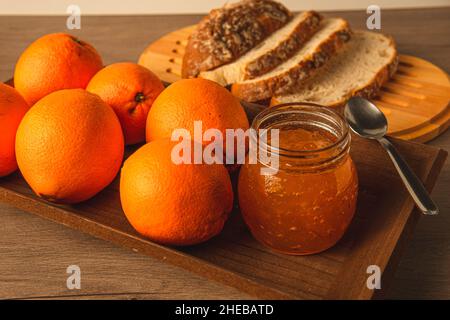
[238,103,358,255]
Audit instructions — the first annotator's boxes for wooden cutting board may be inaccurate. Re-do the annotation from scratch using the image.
[0,134,446,299]
[138,25,450,143]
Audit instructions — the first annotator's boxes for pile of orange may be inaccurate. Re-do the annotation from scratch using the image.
[1,33,249,246]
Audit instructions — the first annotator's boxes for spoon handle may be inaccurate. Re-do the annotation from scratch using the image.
[378,137,438,215]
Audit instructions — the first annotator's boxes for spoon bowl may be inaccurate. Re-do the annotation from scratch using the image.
[344,96,388,139]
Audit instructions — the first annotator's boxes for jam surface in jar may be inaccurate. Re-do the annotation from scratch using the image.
[238,105,358,255]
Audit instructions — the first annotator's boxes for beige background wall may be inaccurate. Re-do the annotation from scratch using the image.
[0,0,449,15]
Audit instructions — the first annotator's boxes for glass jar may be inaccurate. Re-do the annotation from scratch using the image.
[238,103,358,255]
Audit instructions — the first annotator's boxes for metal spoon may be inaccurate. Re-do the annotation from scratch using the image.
[344,96,438,215]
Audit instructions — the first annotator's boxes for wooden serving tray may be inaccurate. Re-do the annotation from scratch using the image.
[0,128,446,298]
[2,25,449,299]
[138,25,450,143]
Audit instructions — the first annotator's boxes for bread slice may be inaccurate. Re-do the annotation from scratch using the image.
[271,31,398,110]
[199,11,322,86]
[181,0,292,79]
[231,18,352,102]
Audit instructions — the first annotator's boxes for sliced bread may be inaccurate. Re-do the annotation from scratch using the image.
[271,31,398,109]
[199,11,322,86]
[181,0,292,79]
[231,18,352,102]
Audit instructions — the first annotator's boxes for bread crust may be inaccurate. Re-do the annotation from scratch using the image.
[243,11,322,80]
[270,35,399,113]
[182,0,292,79]
[231,20,352,102]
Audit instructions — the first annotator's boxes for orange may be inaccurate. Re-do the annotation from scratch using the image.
[87,62,164,145]
[15,89,124,204]
[14,33,103,106]
[0,83,30,177]
[120,138,233,246]
[146,78,249,146]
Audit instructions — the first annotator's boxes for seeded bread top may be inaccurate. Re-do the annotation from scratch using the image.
[182,0,292,79]
[199,11,322,86]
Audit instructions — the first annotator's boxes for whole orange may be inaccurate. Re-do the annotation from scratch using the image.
[87,62,164,145]
[14,33,103,106]
[15,89,124,204]
[120,138,233,246]
[0,83,30,177]
[146,78,249,146]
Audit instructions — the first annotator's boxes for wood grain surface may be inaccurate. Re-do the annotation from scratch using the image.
[0,8,449,300]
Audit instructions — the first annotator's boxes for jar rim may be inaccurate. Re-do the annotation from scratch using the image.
[251,102,349,156]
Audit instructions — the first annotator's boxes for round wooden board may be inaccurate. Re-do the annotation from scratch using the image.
[138,25,450,143]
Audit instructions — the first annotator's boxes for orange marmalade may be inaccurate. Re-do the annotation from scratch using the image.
[238,103,358,255]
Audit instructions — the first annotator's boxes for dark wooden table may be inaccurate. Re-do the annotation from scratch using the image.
[0,8,449,299]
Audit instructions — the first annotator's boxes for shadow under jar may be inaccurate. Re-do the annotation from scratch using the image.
[238,103,359,255]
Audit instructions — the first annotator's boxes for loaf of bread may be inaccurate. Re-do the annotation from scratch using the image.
[182,0,398,107]
[182,0,292,79]
[271,31,398,109]
[231,18,351,102]
[199,11,322,86]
